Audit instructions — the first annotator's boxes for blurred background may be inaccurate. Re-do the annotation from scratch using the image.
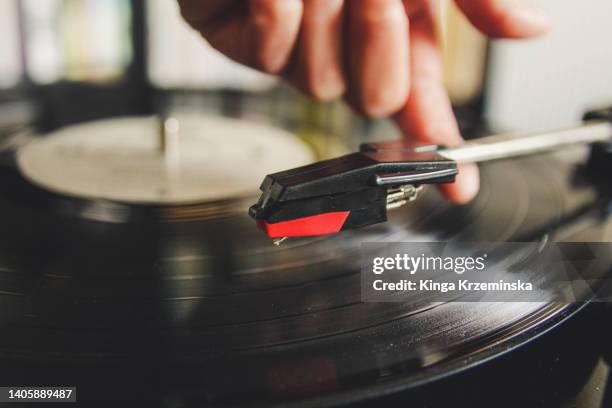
[1,0,612,141]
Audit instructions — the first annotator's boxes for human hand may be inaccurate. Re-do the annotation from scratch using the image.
[179,0,550,203]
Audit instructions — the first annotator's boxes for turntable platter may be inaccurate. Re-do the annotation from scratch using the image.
[16,115,314,204]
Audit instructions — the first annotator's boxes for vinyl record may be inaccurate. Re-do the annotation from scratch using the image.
[0,119,611,406]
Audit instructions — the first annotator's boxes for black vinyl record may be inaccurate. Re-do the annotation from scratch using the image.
[0,137,611,406]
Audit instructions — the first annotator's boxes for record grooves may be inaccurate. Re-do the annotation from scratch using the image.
[1,135,611,405]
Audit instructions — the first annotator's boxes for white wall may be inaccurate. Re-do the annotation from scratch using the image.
[0,0,22,88]
[146,0,277,91]
[485,1,612,131]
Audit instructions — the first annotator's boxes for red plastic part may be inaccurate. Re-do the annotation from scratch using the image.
[256,211,350,238]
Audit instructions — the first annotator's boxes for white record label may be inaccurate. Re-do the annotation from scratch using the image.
[17,115,314,204]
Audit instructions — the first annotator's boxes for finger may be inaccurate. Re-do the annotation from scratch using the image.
[181,0,304,74]
[394,2,479,204]
[178,0,230,26]
[438,163,480,204]
[347,0,410,118]
[289,0,346,101]
[454,0,550,39]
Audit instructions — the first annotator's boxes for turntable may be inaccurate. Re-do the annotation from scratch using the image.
[0,111,612,407]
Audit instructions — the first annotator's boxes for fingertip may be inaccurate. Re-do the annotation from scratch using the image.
[291,71,346,101]
[293,0,347,102]
[456,0,551,39]
[439,163,480,204]
[504,4,551,38]
[359,91,410,118]
[309,79,347,102]
[348,0,410,118]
